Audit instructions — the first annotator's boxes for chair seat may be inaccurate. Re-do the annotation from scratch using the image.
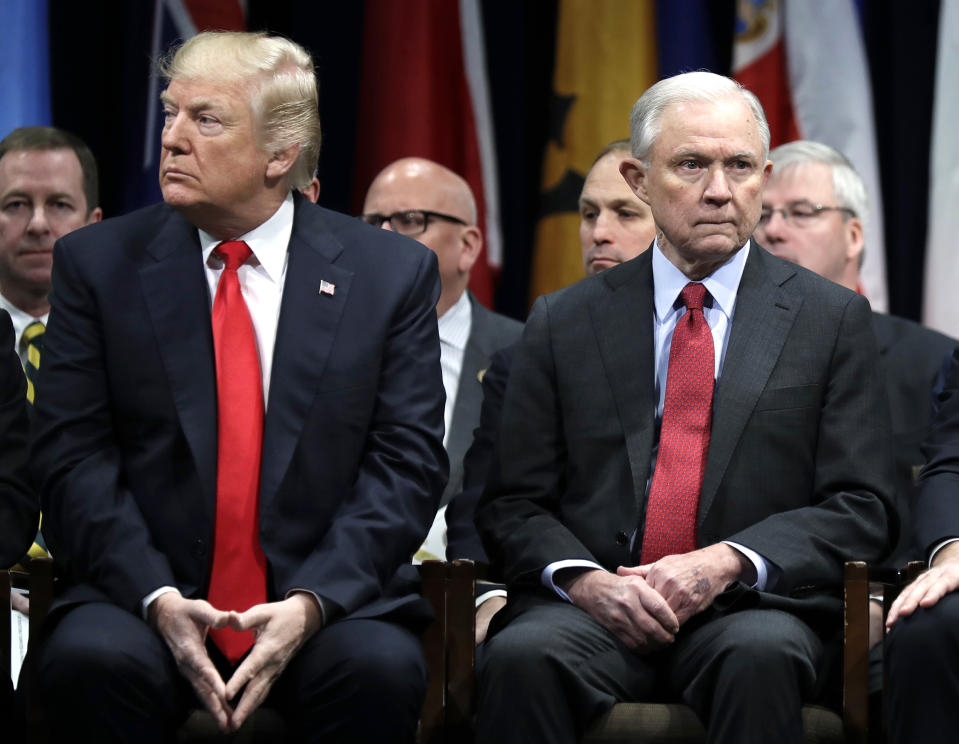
[583,702,843,744]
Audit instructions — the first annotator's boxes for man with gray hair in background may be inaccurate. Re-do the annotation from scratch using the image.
[756,140,956,573]
[21,31,447,743]
[474,71,894,743]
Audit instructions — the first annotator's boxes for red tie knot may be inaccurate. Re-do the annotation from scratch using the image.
[216,240,252,271]
[680,282,707,312]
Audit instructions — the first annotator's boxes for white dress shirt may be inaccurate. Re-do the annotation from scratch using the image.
[416,291,473,564]
[438,291,472,448]
[0,292,48,368]
[543,240,773,600]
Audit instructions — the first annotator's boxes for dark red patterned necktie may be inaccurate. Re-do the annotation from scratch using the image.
[640,282,714,564]
[207,240,267,663]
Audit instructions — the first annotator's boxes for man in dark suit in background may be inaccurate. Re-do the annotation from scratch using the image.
[756,139,956,570]
[886,349,959,743]
[362,157,522,562]
[475,71,895,744]
[23,31,446,743]
[0,307,36,738]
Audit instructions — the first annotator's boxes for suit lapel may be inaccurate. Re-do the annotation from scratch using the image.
[698,246,801,524]
[591,255,657,514]
[138,208,218,509]
[260,203,354,507]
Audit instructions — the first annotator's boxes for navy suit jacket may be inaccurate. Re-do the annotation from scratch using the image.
[31,195,448,623]
[0,308,35,567]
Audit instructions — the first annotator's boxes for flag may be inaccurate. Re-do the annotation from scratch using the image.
[733,0,888,312]
[126,0,246,212]
[0,0,51,137]
[353,0,500,308]
[528,0,658,302]
[922,1,959,335]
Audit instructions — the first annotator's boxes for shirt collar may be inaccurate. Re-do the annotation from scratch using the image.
[198,193,295,282]
[652,238,750,322]
[0,292,48,347]
[438,290,472,350]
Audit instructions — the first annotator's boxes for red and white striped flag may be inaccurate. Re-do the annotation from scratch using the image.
[733,0,888,312]
[353,0,500,308]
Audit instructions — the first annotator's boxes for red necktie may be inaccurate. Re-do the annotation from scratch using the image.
[207,240,267,663]
[640,282,714,564]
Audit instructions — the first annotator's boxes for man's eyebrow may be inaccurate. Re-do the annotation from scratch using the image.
[578,196,598,209]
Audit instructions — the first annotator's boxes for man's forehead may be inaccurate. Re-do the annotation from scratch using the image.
[764,162,834,202]
[0,148,83,186]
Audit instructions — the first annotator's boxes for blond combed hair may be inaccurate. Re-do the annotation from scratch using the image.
[160,31,321,190]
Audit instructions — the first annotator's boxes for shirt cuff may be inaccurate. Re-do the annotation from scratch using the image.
[476,589,508,608]
[141,586,181,620]
[541,559,605,602]
[722,541,771,591]
[929,537,959,566]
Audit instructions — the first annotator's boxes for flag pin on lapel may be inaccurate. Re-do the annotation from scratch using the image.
[319,280,335,296]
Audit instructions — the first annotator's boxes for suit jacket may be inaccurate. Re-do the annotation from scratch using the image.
[912,348,959,555]
[0,308,36,567]
[446,343,515,562]
[441,295,522,507]
[872,312,957,563]
[477,243,896,633]
[31,194,448,623]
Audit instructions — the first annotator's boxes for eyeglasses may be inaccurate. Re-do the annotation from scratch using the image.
[758,202,856,228]
[359,209,467,237]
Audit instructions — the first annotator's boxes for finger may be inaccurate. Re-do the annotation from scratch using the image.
[187,599,231,630]
[182,655,230,731]
[635,582,680,635]
[224,648,267,701]
[229,605,271,633]
[229,667,277,731]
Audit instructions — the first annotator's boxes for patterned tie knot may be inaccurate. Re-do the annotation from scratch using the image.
[216,240,252,271]
[680,282,708,312]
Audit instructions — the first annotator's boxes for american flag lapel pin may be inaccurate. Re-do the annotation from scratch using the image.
[319,280,336,296]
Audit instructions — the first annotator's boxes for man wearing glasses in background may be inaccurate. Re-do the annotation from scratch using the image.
[755,140,956,578]
[362,158,522,562]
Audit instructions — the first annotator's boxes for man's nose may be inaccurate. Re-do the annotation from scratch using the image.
[703,167,731,202]
[161,113,188,152]
[26,206,50,234]
[756,208,787,243]
[591,212,614,243]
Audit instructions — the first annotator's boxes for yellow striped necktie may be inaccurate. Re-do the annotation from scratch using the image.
[21,320,44,404]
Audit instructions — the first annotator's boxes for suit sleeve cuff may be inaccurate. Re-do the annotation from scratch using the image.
[541,559,605,602]
[929,538,959,566]
[141,586,181,620]
[722,541,774,591]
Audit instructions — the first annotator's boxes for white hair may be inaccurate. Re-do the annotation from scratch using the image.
[629,71,770,165]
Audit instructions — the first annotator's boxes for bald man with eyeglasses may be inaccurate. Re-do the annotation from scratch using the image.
[362,158,522,561]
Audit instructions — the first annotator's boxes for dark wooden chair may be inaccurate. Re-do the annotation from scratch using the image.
[2,558,457,743]
[423,560,925,744]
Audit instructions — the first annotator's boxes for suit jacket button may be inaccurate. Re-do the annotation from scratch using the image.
[615,531,628,546]
[192,539,207,558]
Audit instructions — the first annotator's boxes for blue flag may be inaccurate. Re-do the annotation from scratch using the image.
[0,0,51,138]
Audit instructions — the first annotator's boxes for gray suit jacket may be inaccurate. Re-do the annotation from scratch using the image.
[441,293,522,507]
[478,243,896,635]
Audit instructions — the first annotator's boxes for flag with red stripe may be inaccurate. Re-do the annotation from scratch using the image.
[353,0,499,308]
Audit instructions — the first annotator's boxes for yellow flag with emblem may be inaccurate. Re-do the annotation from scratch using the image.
[529,0,658,303]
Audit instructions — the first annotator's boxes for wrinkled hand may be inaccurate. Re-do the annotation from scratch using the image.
[564,569,678,653]
[223,593,323,731]
[887,543,959,629]
[11,590,29,615]
[622,544,750,626]
[475,595,506,646]
[149,593,232,731]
